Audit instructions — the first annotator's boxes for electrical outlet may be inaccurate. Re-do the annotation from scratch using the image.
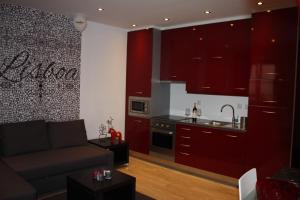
[237,103,242,109]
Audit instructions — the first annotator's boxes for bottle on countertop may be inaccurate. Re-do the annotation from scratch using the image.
[192,103,197,122]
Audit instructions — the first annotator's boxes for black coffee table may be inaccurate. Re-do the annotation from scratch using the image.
[67,169,136,200]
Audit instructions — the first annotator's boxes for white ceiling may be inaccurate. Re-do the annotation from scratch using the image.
[1,0,297,29]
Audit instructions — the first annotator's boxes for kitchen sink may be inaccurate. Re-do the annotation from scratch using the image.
[204,120,232,127]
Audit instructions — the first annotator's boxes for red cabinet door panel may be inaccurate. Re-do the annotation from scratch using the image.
[160,27,194,81]
[246,106,292,178]
[125,116,150,154]
[126,29,153,97]
[249,79,291,107]
[186,19,251,96]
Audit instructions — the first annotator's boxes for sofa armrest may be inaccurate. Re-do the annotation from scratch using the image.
[0,161,36,200]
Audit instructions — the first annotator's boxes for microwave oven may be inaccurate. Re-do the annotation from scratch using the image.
[128,96,151,117]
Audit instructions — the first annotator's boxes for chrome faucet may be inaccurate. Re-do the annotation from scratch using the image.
[220,104,237,125]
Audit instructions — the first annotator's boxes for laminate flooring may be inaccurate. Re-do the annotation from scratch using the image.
[118,157,239,200]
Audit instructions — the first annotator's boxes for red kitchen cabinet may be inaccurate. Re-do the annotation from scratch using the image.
[246,106,291,178]
[249,79,291,107]
[186,23,229,95]
[215,130,248,178]
[160,27,194,81]
[186,26,207,93]
[251,8,297,72]
[246,7,298,179]
[175,124,198,168]
[226,19,251,96]
[125,116,150,154]
[175,124,247,178]
[126,29,153,97]
[194,126,247,178]
[186,19,251,96]
[249,8,297,107]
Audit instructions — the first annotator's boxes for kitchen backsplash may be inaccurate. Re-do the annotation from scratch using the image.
[169,83,248,122]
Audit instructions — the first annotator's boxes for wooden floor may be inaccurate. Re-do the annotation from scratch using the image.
[118,157,239,200]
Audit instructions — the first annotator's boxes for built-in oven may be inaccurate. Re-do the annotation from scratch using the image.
[128,96,151,118]
[150,117,179,160]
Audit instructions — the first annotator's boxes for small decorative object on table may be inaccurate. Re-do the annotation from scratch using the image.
[92,169,112,182]
[98,124,107,139]
[103,170,112,180]
[93,169,104,182]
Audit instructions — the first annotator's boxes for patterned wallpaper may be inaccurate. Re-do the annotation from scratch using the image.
[0,4,81,123]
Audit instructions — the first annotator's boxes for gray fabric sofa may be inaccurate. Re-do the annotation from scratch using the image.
[0,119,113,200]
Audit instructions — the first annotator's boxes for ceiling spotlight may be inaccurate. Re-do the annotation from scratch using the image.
[164,18,170,21]
[205,10,211,14]
[132,24,136,27]
[257,1,263,6]
[267,10,271,13]
[97,8,104,11]
[230,23,234,27]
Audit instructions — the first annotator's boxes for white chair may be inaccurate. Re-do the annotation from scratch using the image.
[238,168,257,200]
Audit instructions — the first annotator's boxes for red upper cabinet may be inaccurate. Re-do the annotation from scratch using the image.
[187,23,229,95]
[226,19,251,96]
[249,8,297,107]
[186,19,251,96]
[126,29,153,97]
[160,27,194,81]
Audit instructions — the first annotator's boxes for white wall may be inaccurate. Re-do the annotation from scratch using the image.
[170,83,248,122]
[80,21,127,139]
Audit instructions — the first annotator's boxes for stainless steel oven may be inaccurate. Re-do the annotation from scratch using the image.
[150,115,186,160]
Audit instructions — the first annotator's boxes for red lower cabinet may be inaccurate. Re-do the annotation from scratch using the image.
[175,124,247,178]
[125,116,150,154]
[175,124,198,168]
[246,106,292,178]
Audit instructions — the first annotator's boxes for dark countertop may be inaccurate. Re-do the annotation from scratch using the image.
[176,118,247,133]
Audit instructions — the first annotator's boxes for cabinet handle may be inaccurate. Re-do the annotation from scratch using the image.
[262,111,276,114]
[134,120,142,123]
[235,88,246,90]
[211,56,223,59]
[201,130,212,134]
[135,91,143,94]
[171,75,177,78]
[180,144,191,147]
[264,72,278,75]
[179,152,190,156]
[180,136,191,139]
[226,134,238,138]
[192,57,202,60]
[180,128,191,131]
[201,86,211,89]
[263,100,277,103]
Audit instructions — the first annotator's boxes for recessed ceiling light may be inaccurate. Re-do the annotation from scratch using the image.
[132,24,136,27]
[97,8,104,11]
[164,18,170,21]
[257,1,263,6]
[267,10,271,13]
[205,10,211,14]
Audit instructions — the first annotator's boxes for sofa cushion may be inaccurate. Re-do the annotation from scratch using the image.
[2,145,113,181]
[0,120,49,157]
[0,161,36,200]
[47,119,87,149]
